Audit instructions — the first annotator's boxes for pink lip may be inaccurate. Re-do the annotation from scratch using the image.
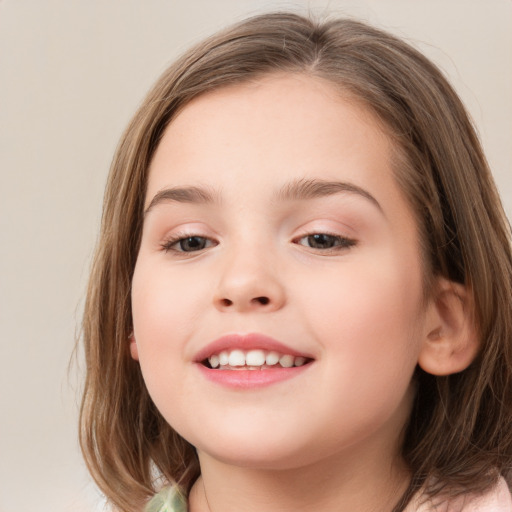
[193,333,312,362]
[193,333,314,390]
[197,364,310,389]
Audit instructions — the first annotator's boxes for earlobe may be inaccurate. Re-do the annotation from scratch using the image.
[129,333,139,361]
[418,278,480,376]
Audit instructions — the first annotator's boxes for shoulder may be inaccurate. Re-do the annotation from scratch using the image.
[462,478,512,512]
[406,477,512,512]
[145,486,188,512]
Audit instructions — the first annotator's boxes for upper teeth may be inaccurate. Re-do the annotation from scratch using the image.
[208,349,307,369]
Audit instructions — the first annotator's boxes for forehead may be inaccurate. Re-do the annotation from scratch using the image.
[147,73,398,202]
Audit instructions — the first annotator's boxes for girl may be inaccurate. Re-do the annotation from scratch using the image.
[80,12,512,512]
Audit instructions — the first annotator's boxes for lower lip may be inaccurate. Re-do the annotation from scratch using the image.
[196,364,311,389]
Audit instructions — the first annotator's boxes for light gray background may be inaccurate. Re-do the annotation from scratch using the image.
[0,1,511,511]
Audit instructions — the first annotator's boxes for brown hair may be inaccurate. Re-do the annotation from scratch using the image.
[80,12,512,511]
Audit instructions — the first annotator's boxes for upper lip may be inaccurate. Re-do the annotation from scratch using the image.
[194,333,313,363]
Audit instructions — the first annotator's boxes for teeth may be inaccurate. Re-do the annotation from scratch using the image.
[228,349,245,367]
[207,349,309,369]
[279,354,294,368]
[294,356,306,367]
[219,351,229,366]
[246,349,266,366]
[265,351,280,366]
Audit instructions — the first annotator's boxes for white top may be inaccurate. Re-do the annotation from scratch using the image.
[404,477,512,511]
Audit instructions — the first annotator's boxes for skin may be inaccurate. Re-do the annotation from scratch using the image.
[131,74,450,511]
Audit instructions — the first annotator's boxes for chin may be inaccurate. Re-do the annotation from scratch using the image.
[200,445,317,471]
[190,427,326,471]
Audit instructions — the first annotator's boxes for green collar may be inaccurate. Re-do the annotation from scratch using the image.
[145,487,188,512]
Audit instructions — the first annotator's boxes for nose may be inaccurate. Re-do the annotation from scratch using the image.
[213,247,286,313]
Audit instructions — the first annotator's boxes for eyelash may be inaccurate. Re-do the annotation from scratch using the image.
[160,233,217,254]
[160,231,357,255]
[293,233,357,253]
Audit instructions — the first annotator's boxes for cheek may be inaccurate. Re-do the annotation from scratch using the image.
[132,260,205,336]
[317,259,424,430]
[131,262,198,385]
[130,262,197,427]
[299,250,425,377]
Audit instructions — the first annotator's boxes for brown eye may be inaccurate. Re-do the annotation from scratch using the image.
[162,235,216,253]
[180,236,208,251]
[306,234,338,249]
[296,233,356,251]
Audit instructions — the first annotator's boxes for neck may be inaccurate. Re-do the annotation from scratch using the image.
[189,384,416,512]
[189,447,410,512]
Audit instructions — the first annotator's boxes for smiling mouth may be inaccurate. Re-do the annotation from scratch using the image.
[203,349,313,370]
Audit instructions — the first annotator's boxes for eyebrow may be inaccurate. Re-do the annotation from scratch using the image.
[144,178,382,215]
[274,178,383,213]
[144,186,219,215]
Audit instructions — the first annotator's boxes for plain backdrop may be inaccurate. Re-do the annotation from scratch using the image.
[0,1,511,511]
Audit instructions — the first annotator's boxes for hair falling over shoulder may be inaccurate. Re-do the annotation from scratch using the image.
[79,12,512,512]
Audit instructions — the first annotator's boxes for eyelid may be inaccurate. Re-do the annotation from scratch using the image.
[291,228,358,253]
[160,229,219,254]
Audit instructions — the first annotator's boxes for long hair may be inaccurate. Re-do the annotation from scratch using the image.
[80,12,512,511]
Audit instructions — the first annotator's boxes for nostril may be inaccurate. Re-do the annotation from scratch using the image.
[216,296,272,309]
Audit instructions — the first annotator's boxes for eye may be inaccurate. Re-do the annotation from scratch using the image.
[295,233,356,251]
[162,235,217,253]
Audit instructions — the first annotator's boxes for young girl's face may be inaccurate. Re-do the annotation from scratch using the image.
[131,74,434,472]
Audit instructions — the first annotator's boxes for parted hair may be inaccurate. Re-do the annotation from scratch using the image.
[80,12,512,511]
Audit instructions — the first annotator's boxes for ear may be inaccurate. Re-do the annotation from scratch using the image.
[129,333,139,361]
[418,278,479,376]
